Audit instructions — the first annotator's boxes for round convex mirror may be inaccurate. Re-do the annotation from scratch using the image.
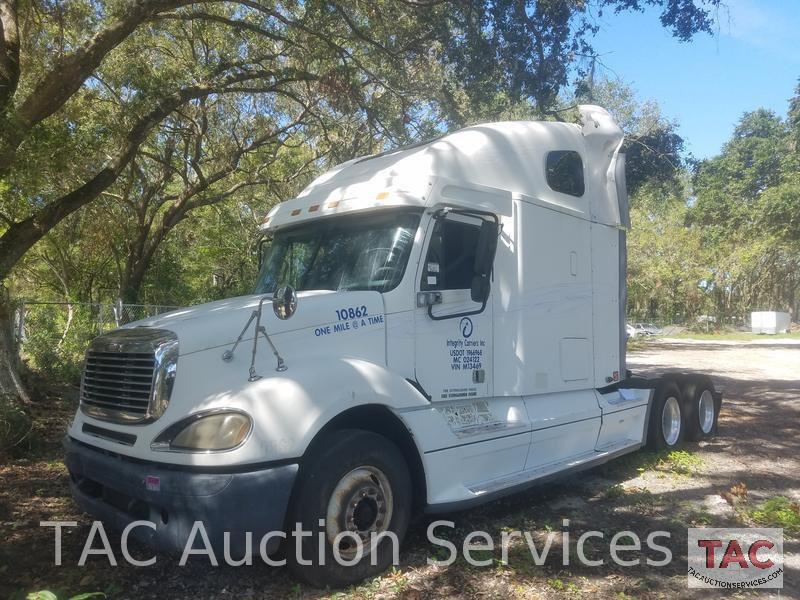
[273,286,298,320]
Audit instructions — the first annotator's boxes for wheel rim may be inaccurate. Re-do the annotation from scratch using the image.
[698,390,715,434]
[326,466,393,559]
[661,396,681,446]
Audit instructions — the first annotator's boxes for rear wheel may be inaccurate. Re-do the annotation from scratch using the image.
[286,429,411,588]
[648,380,686,451]
[681,376,719,441]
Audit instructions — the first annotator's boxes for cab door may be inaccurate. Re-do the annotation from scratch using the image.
[413,211,495,402]
[413,210,534,491]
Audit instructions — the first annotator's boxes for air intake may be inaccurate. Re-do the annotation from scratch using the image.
[80,328,178,424]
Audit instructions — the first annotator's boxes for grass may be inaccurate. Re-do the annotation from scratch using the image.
[547,577,565,591]
[748,496,800,533]
[686,508,714,526]
[625,337,650,351]
[546,578,581,594]
[603,483,626,500]
[669,331,798,341]
[608,448,703,477]
[664,449,703,474]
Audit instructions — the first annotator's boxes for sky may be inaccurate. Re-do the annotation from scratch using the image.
[589,0,800,159]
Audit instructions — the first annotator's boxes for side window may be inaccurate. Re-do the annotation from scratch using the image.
[421,218,481,290]
[546,150,585,197]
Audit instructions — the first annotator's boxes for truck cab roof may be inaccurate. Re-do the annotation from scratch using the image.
[263,105,627,232]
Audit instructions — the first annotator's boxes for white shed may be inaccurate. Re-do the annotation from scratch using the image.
[751,311,791,334]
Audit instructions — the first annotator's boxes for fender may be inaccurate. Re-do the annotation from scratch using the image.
[69,351,432,468]
[243,355,431,462]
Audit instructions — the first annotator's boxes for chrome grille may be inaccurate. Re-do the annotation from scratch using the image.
[80,328,178,424]
[82,351,156,417]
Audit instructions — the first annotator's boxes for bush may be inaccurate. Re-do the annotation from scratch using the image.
[20,305,99,384]
[0,395,32,457]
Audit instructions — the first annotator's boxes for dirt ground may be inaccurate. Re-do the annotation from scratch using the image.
[1,339,798,599]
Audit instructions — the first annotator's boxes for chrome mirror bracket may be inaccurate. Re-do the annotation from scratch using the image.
[222,296,288,377]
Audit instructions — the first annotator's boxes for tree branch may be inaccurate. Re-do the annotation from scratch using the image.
[153,10,291,44]
[0,0,20,112]
[16,0,197,128]
[0,70,299,281]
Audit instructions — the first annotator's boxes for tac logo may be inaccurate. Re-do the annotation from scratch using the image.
[687,528,783,589]
[459,317,473,339]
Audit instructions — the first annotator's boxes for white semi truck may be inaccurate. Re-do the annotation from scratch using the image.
[65,105,722,586]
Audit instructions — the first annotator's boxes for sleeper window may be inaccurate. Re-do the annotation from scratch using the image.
[422,219,481,290]
[546,150,585,197]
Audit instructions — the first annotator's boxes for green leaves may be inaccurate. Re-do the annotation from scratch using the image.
[437,0,720,125]
[682,96,800,323]
[627,192,712,321]
[623,79,800,325]
[758,175,800,242]
[0,0,748,343]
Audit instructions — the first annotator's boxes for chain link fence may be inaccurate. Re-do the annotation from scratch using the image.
[14,301,180,381]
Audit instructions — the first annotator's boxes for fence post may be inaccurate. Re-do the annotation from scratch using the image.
[113,298,122,327]
[97,304,105,335]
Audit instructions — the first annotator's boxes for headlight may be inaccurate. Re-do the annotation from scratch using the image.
[151,410,252,452]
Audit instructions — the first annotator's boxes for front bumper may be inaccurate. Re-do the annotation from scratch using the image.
[64,437,298,556]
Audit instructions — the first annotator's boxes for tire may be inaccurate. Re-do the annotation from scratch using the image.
[286,429,412,588]
[681,375,719,441]
[647,380,686,451]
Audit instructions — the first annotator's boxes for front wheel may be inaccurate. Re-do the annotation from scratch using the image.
[286,429,411,588]
[648,380,686,451]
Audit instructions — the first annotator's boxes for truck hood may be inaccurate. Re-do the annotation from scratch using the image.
[123,290,385,357]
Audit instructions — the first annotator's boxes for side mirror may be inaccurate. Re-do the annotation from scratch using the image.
[273,285,298,320]
[470,275,490,303]
[471,220,499,303]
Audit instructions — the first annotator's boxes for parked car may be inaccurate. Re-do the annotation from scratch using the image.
[635,322,663,336]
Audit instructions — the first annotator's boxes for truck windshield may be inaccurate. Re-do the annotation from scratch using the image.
[254,209,422,293]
